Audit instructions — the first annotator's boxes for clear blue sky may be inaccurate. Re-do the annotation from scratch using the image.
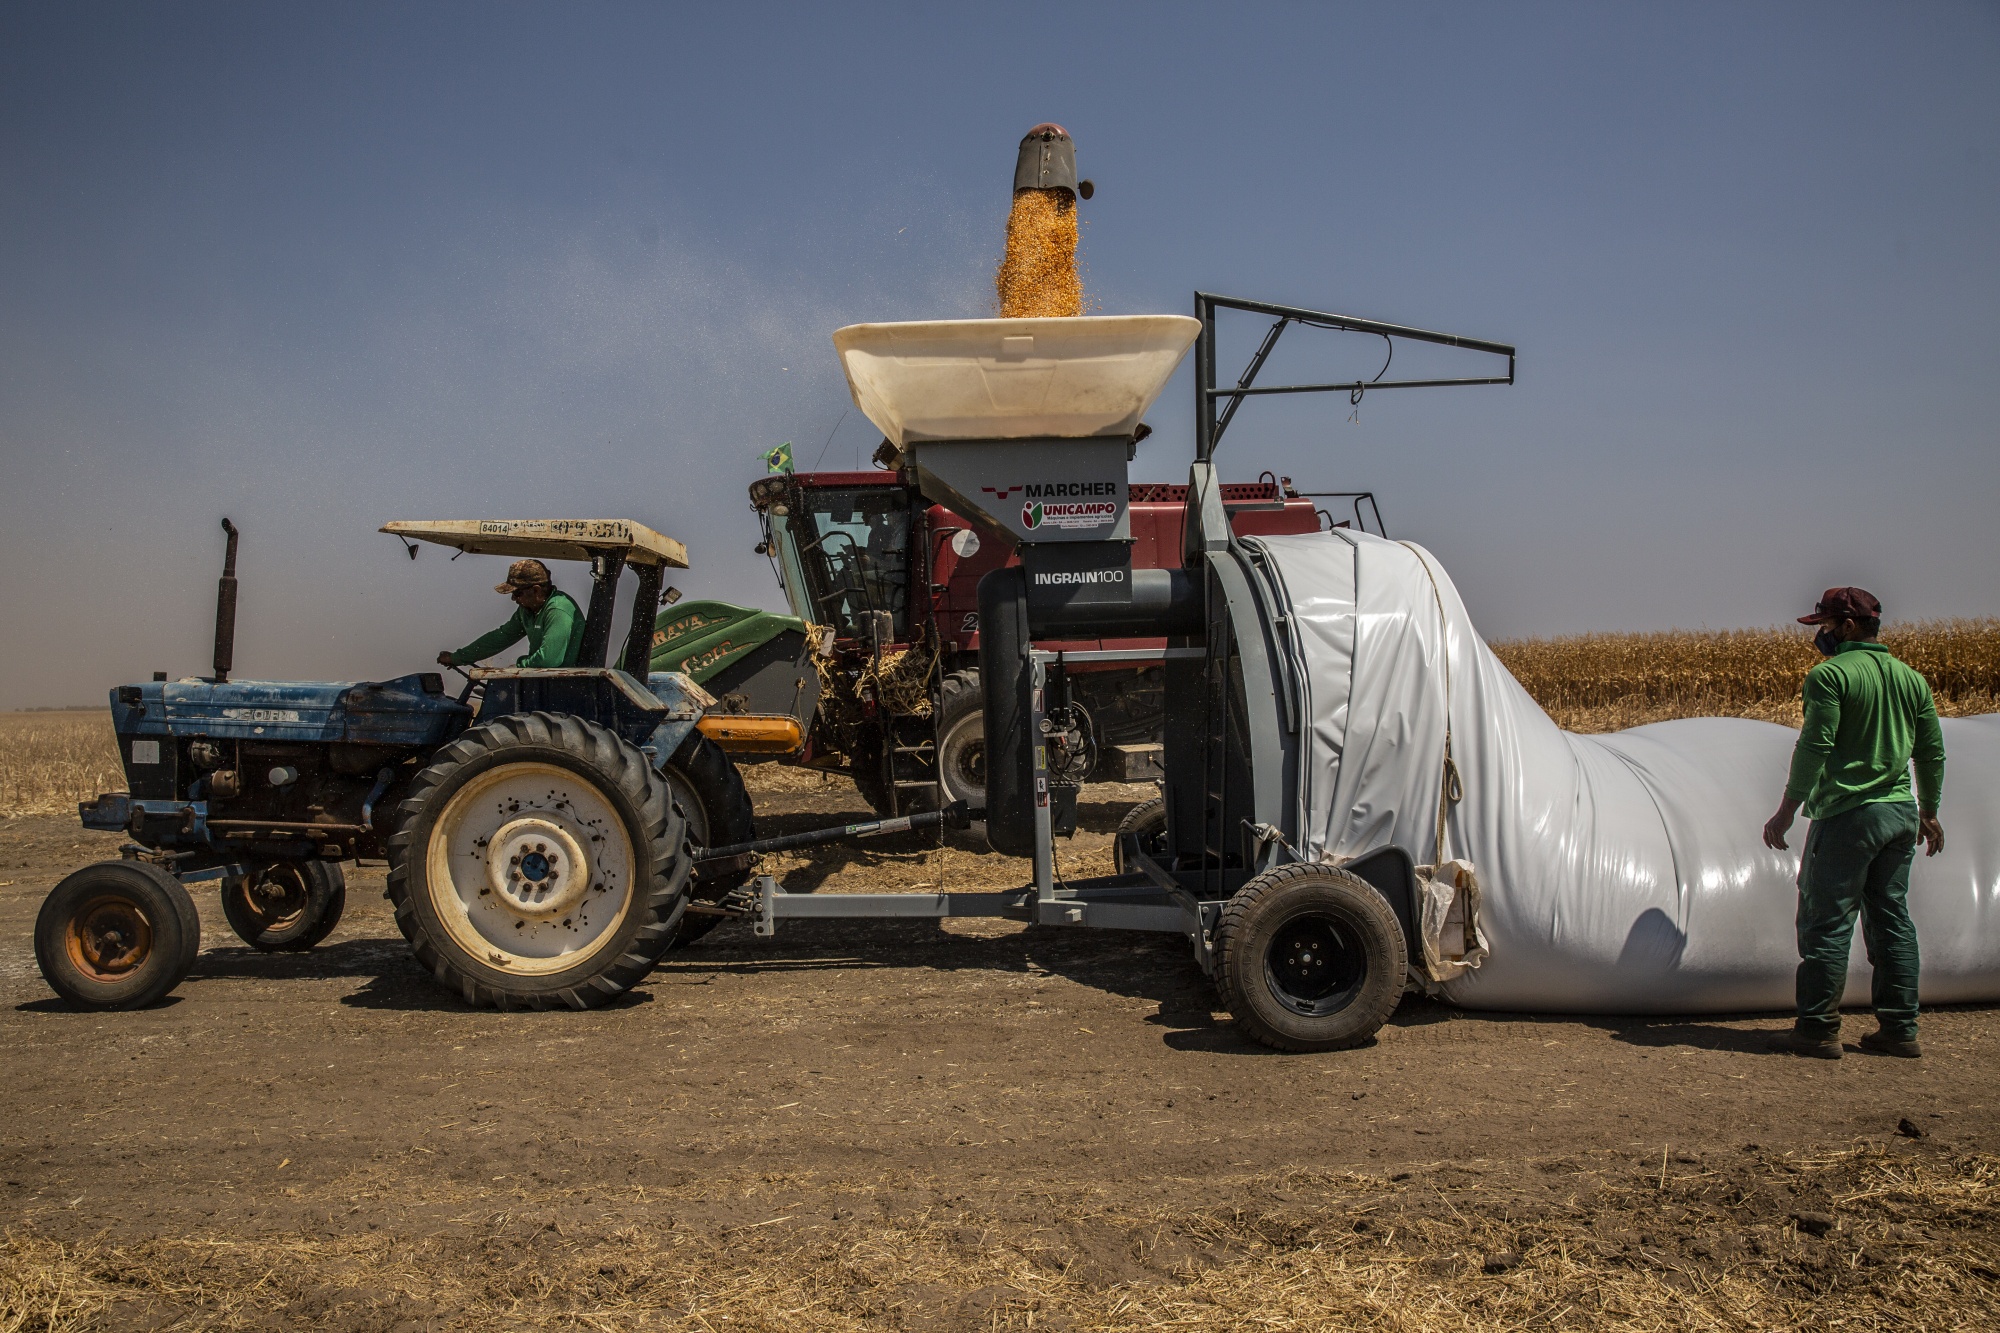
[2,2,1995,708]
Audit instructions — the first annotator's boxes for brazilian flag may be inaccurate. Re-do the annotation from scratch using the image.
[760,441,794,475]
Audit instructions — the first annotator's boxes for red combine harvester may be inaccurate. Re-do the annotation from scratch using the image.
[657,463,1381,816]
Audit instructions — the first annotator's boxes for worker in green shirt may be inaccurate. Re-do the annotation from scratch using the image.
[436,559,585,670]
[1763,587,1945,1061]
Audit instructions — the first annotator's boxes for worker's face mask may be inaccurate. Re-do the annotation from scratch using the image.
[1814,625,1844,657]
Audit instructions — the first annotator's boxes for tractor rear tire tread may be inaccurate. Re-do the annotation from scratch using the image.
[664,731,758,947]
[384,711,688,1011]
[934,669,985,810]
[1216,861,1406,1052]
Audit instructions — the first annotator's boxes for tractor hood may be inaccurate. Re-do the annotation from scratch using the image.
[111,673,470,750]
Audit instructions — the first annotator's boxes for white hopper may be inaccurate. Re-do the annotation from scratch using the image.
[1247,527,2000,1014]
[833,315,1200,446]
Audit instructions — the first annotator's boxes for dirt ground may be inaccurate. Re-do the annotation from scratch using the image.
[3,777,1997,1331]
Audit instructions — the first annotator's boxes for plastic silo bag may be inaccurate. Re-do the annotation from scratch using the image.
[1245,528,2000,1014]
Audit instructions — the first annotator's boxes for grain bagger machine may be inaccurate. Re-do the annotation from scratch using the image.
[702,295,1515,1050]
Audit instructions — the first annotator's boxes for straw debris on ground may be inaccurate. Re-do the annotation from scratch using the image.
[3,1143,1995,1331]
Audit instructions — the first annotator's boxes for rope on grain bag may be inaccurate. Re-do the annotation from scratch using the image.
[1400,542,1463,865]
[1396,541,1488,986]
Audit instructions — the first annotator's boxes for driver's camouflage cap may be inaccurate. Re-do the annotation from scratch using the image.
[495,558,553,593]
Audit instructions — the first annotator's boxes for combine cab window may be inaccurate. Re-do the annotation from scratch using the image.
[779,487,912,643]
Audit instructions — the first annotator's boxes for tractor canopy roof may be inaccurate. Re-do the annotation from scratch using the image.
[380,518,689,569]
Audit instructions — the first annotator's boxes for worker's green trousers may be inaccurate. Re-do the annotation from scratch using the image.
[1795,801,1922,1041]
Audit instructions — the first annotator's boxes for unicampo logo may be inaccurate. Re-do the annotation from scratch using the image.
[1022,499,1116,531]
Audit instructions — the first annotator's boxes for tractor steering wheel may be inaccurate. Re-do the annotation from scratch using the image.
[445,663,478,706]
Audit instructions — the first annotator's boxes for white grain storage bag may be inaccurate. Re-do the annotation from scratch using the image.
[1244,528,2000,1014]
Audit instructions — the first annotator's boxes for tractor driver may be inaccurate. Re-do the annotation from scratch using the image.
[436,559,585,671]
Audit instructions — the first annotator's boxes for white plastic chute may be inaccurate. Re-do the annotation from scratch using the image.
[1248,528,2000,1014]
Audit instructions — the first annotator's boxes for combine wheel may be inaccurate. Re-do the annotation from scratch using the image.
[1112,796,1168,875]
[662,732,757,947]
[1216,863,1406,1052]
[222,861,346,951]
[35,861,201,1010]
[385,712,690,1010]
[934,669,985,810]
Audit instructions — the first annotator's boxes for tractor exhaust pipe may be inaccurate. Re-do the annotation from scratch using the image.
[213,518,239,683]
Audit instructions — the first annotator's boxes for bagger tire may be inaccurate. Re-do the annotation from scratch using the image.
[35,861,201,1010]
[221,861,346,951]
[386,712,689,1010]
[935,669,985,810]
[662,731,757,947]
[1217,863,1406,1052]
[1112,796,1168,874]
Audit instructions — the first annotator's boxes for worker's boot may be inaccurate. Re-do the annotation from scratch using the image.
[1858,1028,1922,1059]
[1771,1026,1843,1060]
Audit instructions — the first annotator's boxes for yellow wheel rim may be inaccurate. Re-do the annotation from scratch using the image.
[424,761,638,976]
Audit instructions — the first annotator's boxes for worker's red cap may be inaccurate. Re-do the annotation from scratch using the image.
[1798,586,1881,624]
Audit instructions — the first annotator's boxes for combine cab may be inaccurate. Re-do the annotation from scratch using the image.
[656,467,1368,815]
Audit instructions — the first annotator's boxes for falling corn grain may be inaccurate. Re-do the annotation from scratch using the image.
[996,187,1083,318]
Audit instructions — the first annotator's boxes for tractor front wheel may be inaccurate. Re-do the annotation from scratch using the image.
[35,861,201,1010]
[222,861,346,951]
[1216,863,1406,1052]
[386,712,690,1010]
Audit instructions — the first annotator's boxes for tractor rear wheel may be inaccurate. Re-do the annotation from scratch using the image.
[935,669,986,811]
[662,732,757,947]
[222,861,346,951]
[1112,796,1168,874]
[35,861,201,1010]
[1216,863,1406,1052]
[386,712,689,1010]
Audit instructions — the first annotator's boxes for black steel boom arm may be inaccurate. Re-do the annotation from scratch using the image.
[1193,292,1515,458]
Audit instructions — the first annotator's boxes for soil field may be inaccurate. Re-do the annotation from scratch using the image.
[4,773,1998,1331]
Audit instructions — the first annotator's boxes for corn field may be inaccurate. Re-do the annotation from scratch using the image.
[3,621,1997,815]
[1491,619,2000,732]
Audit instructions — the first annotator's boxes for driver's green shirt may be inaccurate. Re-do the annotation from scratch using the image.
[453,590,584,668]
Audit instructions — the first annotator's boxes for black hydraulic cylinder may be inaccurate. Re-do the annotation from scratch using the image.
[978,566,1037,858]
[694,801,972,863]
[213,518,239,683]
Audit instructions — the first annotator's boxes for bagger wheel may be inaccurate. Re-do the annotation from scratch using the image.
[662,732,757,947]
[935,669,985,810]
[1216,863,1406,1052]
[1112,796,1168,874]
[386,712,689,1010]
[35,861,201,1010]
[221,861,346,951]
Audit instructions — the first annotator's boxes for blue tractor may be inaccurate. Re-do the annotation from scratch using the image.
[35,517,758,1011]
